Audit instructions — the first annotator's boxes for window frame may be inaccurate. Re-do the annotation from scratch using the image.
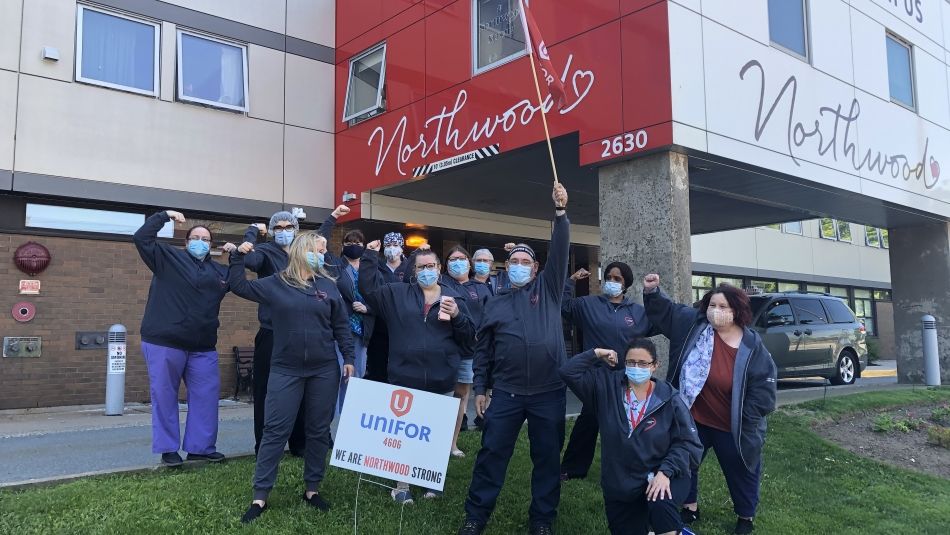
[767,0,810,62]
[865,226,881,247]
[885,32,917,112]
[782,221,804,235]
[176,28,250,113]
[75,4,161,97]
[790,297,829,325]
[819,217,838,240]
[471,0,528,76]
[342,42,388,122]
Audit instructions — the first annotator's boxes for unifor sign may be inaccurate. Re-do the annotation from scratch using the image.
[739,59,940,191]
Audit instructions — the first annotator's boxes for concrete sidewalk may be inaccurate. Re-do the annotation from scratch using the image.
[0,373,905,490]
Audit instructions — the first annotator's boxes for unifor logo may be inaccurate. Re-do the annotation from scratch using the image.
[390,389,413,418]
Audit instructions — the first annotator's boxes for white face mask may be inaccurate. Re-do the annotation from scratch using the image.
[384,246,402,260]
[706,308,734,329]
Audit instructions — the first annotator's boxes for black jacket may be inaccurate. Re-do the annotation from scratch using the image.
[473,213,570,396]
[441,275,493,332]
[562,278,658,354]
[317,215,376,344]
[228,252,354,377]
[359,249,476,394]
[644,288,778,470]
[134,211,229,352]
[560,350,703,499]
[241,226,288,330]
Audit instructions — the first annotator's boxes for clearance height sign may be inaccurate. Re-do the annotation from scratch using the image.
[330,379,461,491]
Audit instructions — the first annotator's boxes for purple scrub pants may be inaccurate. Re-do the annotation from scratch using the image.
[142,342,220,455]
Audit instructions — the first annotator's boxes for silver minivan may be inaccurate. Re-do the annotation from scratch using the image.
[749,292,868,385]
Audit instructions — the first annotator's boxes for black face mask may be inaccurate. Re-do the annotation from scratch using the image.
[342,244,364,259]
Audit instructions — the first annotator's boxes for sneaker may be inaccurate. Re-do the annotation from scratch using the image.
[451,448,466,458]
[734,517,755,534]
[240,503,266,523]
[391,488,414,505]
[529,523,554,535]
[303,492,331,511]
[422,490,443,499]
[457,519,486,535]
[161,452,183,467]
[681,507,700,524]
[186,452,226,463]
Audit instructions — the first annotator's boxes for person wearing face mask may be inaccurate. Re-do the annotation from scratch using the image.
[559,261,659,482]
[229,231,356,523]
[133,210,235,467]
[239,204,351,456]
[363,232,411,383]
[441,246,493,458]
[331,229,373,414]
[559,338,702,535]
[642,275,776,535]
[359,240,475,504]
[459,183,570,535]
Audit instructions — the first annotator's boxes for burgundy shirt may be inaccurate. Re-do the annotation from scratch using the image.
[691,332,737,432]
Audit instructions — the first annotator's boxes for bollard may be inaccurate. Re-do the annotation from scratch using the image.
[922,315,941,386]
[105,324,127,415]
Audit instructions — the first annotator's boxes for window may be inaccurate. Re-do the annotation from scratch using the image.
[866,226,881,247]
[760,299,795,328]
[692,275,713,303]
[778,281,801,292]
[881,229,890,248]
[751,280,778,293]
[343,44,387,122]
[76,6,159,96]
[177,30,248,112]
[715,276,744,289]
[822,299,856,324]
[873,289,892,301]
[836,220,852,242]
[24,204,169,236]
[853,289,874,334]
[806,284,827,293]
[828,286,849,299]
[790,298,828,325]
[473,0,527,74]
[767,0,808,59]
[783,221,804,234]
[886,33,916,110]
[764,223,782,231]
[819,218,837,240]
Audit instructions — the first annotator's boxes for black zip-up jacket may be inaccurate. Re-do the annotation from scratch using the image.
[473,213,570,396]
[315,215,376,344]
[228,252,354,376]
[644,288,778,470]
[562,278,659,354]
[359,250,476,394]
[134,211,230,352]
[560,350,703,499]
[441,275,493,332]
[241,226,288,330]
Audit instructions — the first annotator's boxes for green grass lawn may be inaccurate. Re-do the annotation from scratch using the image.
[2,388,949,534]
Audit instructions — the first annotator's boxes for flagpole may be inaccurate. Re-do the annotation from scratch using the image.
[522,1,560,185]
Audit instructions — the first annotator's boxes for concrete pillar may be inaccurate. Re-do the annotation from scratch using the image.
[599,151,692,375]
[888,222,950,384]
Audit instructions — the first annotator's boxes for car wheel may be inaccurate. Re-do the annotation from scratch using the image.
[830,351,857,386]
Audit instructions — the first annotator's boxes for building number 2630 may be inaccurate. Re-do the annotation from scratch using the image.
[600,130,648,159]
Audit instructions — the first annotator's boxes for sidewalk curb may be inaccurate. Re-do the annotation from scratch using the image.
[0,452,256,492]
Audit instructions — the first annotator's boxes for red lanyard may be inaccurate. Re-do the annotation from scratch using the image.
[625,382,654,429]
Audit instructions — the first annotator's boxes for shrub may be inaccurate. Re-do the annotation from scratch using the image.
[866,337,881,364]
[872,414,925,433]
[930,405,950,426]
[927,426,950,449]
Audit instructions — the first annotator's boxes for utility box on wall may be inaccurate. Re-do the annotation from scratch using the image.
[3,337,42,358]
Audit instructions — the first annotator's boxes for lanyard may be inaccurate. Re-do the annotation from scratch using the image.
[625,382,654,430]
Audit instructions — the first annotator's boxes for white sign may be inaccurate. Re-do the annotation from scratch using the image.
[330,378,460,491]
[108,343,126,374]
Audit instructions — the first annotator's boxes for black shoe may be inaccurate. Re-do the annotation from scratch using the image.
[460,413,470,431]
[288,449,305,458]
[734,517,754,534]
[559,472,585,481]
[186,452,225,463]
[457,519,486,535]
[241,503,266,524]
[161,452,183,467]
[529,523,554,535]
[303,492,331,511]
[681,507,700,524]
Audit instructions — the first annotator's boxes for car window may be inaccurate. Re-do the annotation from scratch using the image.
[790,298,828,325]
[822,298,856,323]
[759,299,794,328]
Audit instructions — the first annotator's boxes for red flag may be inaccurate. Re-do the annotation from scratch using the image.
[520,0,567,110]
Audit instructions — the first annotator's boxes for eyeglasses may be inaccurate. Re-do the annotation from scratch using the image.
[415,263,438,271]
[273,225,295,232]
[508,259,534,267]
[188,236,212,243]
[624,360,655,368]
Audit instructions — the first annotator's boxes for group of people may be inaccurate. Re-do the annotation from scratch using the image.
[132,182,777,535]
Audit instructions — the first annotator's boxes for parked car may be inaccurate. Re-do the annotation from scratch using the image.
[749,292,868,385]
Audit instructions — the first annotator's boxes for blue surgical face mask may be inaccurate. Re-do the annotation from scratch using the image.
[448,259,469,278]
[416,268,439,287]
[625,366,652,385]
[305,251,325,271]
[473,261,491,276]
[384,246,402,260]
[187,239,210,259]
[508,264,533,287]
[603,281,623,298]
[274,229,295,246]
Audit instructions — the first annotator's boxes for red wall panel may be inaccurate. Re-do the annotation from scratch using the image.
[425,0,471,96]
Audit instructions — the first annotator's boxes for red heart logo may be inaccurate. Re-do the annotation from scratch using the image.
[930,157,940,179]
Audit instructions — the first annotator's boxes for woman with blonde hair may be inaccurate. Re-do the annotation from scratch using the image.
[228,231,355,523]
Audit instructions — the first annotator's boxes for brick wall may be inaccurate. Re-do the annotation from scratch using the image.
[0,233,259,409]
